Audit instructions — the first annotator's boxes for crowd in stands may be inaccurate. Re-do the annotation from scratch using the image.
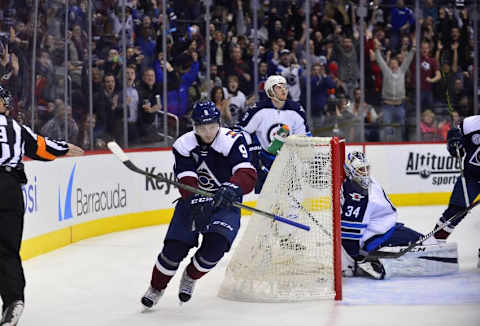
[0,0,478,148]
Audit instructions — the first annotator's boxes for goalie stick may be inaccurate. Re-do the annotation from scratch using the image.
[367,198,480,259]
[107,141,310,231]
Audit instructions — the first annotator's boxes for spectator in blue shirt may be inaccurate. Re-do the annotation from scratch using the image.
[389,0,415,50]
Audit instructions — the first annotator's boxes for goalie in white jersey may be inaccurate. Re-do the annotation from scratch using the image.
[341,151,459,279]
[238,75,311,193]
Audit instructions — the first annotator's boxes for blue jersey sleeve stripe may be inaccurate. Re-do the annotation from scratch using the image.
[341,233,363,239]
[341,222,368,228]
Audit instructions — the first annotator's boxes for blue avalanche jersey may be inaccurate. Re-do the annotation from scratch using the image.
[172,127,255,193]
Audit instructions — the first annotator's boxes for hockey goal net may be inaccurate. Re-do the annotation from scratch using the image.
[218,136,344,302]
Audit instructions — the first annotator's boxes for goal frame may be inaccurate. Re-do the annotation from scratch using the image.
[219,136,345,302]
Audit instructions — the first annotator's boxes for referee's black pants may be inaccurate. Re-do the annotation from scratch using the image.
[0,172,25,311]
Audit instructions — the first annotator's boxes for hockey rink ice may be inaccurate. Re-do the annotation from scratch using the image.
[21,205,480,326]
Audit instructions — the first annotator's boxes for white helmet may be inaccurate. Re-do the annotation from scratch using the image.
[264,75,287,101]
[344,151,371,190]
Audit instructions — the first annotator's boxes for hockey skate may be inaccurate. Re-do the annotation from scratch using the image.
[178,269,197,303]
[355,259,386,280]
[0,300,24,326]
[141,286,164,309]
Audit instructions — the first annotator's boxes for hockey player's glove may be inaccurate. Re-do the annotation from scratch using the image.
[447,128,465,158]
[213,182,242,209]
[189,194,214,219]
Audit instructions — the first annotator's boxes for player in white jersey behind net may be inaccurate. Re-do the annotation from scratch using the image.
[341,151,459,279]
[236,75,311,194]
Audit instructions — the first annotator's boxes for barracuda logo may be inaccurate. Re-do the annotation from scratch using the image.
[58,164,76,221]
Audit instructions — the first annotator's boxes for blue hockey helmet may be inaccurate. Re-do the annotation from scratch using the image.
[344,151,371,190]
[191,100,221,126]
[0,86,13,110]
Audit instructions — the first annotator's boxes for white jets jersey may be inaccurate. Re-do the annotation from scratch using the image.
[238,99,311,151]
[172,127,254,192]
[341,177,397,256]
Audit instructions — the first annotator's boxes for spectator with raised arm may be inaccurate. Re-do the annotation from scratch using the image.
[375,36,415,141]
[409,41,441,112]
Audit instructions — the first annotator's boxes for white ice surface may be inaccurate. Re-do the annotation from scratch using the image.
[21,205,480,326]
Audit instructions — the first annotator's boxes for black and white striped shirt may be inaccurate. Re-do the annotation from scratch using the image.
[0,114,69,167]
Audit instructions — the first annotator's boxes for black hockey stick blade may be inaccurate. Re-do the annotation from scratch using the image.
[107,141,310,231]
[367,198,480,259]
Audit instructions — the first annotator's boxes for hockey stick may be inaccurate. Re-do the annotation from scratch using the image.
[107,141,310,231]
[456,145,470,207]
[367,198,480,259]
[289,196,332,237]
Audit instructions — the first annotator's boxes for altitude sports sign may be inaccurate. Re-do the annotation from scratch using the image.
[365,144,460,198]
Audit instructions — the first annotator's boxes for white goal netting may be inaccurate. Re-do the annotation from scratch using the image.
[218,136,341,302]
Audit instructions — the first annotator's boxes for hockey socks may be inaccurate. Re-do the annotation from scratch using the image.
[179,233,229,303]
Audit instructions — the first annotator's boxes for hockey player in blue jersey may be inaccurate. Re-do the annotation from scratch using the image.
[433,115,480,263]
[141,101,257,308]
[340,151,459,279]
[238,75,311,193]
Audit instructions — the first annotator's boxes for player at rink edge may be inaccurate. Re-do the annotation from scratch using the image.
[341,151,459,280]
[141,101,257,308]
[432,115,480,268]
[236,75,311,194]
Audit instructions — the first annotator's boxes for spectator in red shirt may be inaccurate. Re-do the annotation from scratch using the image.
[410,41,441,111]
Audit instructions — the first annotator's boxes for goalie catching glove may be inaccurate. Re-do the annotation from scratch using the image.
[447,128,465,158]
[213,182,243,209]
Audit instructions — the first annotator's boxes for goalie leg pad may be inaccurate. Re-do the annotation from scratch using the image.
[380,242,459,279]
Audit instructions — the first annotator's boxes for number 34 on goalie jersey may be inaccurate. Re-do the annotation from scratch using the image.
[340,180,369,241]
[340,177,397,243]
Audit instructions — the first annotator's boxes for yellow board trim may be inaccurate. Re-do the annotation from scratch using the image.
[20,201,257,261]
[23,194,480,261]
[389,192,452,207]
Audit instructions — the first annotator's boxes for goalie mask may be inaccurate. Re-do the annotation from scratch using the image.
[344,151,371,191]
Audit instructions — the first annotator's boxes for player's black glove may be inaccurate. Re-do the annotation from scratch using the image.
[189,194,214,218]
[213,182,243,209]
[447,128,465,158]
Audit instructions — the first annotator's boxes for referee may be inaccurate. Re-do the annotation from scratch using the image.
[0,86,84,326]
